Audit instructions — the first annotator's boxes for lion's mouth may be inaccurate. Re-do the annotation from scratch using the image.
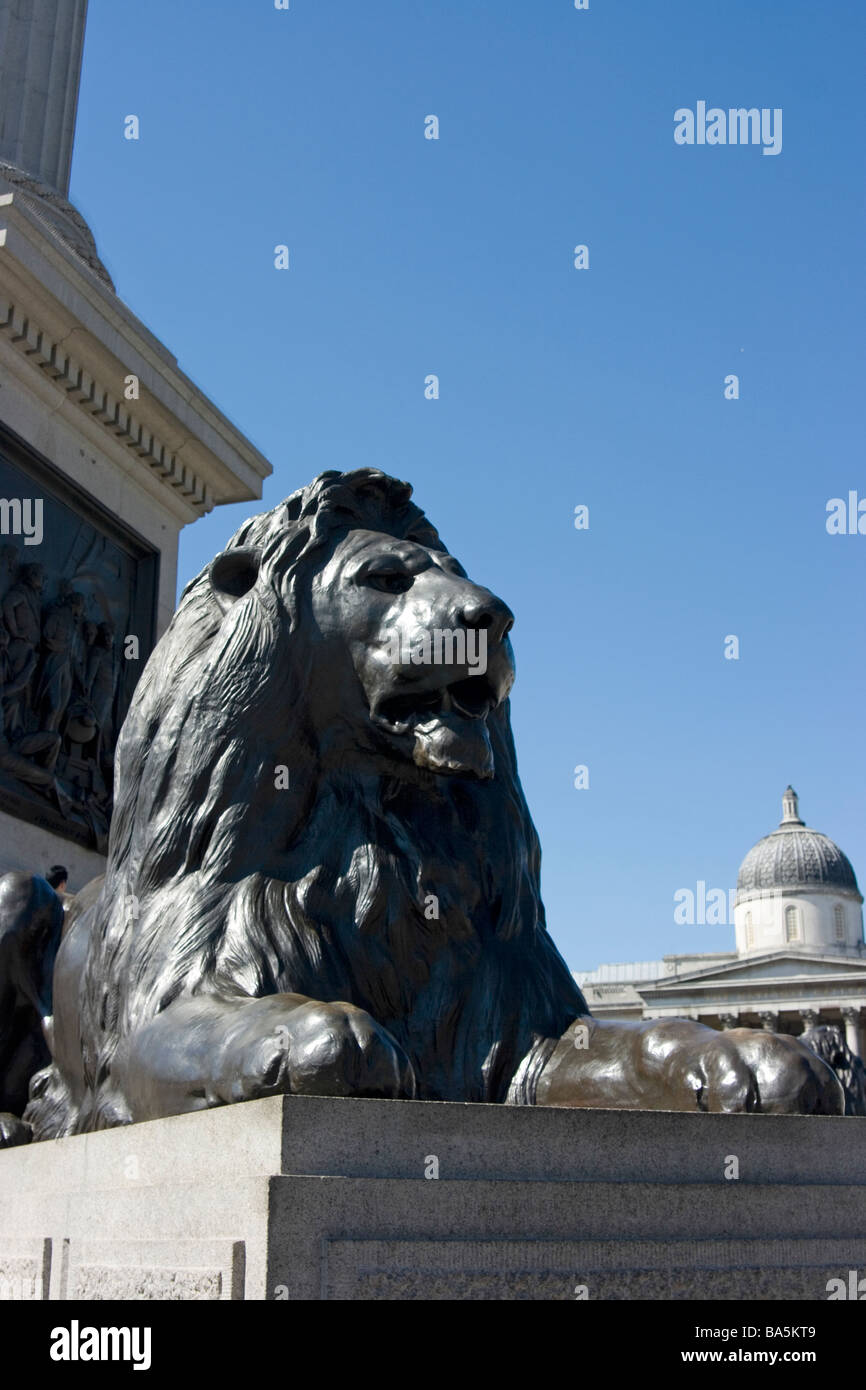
[371,676,497,779]
[374,675,494,731]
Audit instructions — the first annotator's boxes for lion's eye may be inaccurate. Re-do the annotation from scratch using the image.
[366,571,414,594]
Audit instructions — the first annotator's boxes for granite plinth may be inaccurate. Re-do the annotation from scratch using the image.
[0,1095,864,1301]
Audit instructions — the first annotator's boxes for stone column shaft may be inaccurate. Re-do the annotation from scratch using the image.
[0,0,89,195]
[841,1008,861,1059]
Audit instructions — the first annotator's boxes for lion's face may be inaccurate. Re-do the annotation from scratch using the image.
[308,528,515,779]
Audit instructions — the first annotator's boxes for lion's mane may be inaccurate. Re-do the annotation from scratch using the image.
[29,470,586,1135]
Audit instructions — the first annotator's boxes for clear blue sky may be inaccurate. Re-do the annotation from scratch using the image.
[71,0,865,971]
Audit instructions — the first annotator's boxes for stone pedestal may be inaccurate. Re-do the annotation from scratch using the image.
[0,1095,864,1301]
[0,182,270,889]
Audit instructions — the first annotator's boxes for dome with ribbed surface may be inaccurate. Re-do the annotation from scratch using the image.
[737,787,861,898]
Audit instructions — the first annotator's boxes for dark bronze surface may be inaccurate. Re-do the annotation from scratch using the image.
[0,871,62,1143]
[0,470,844,1143]
[801,1024,866,1115]
[0,424,157,851]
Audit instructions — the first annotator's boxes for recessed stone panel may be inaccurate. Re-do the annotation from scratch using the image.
[0,418,157,851]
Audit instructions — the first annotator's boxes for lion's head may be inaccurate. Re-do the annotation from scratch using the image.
[32,470,585,1134]
[307,522,515,782]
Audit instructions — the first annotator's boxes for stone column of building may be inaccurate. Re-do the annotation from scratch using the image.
[758,1011,779,1031]
[718,1013,739,1030]
[0,0,88,196]
[840,1007,861,1059]
[799,1008,819,1032]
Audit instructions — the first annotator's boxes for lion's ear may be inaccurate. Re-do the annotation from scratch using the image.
[208,547,261,613]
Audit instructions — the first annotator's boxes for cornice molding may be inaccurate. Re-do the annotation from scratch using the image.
[0,287,212,513]
[0,187,271,522]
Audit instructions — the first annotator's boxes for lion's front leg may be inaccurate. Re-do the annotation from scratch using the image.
[112,994,417,1122]
[530,1015,843,1115]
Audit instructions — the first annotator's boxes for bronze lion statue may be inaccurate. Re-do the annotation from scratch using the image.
[0,872,63,1146]
[0,469,842,1141]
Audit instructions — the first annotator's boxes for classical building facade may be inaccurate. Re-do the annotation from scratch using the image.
[575,788,866,1059]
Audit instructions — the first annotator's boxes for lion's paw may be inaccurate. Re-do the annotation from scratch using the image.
[0,1113,32,1148]
[213,1000,417,1104]
[721,1028,844,1115]
[641,1020,844,1115]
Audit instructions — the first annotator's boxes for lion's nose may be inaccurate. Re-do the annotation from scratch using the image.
[457,592,514,645]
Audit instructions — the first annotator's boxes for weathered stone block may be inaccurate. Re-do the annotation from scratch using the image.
[0,1095,863,1300]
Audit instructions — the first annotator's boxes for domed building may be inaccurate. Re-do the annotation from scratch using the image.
[734,787,863,959]
[575,788,866,1060]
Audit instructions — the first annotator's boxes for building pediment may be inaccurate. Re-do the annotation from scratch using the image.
[640,950,866,994]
